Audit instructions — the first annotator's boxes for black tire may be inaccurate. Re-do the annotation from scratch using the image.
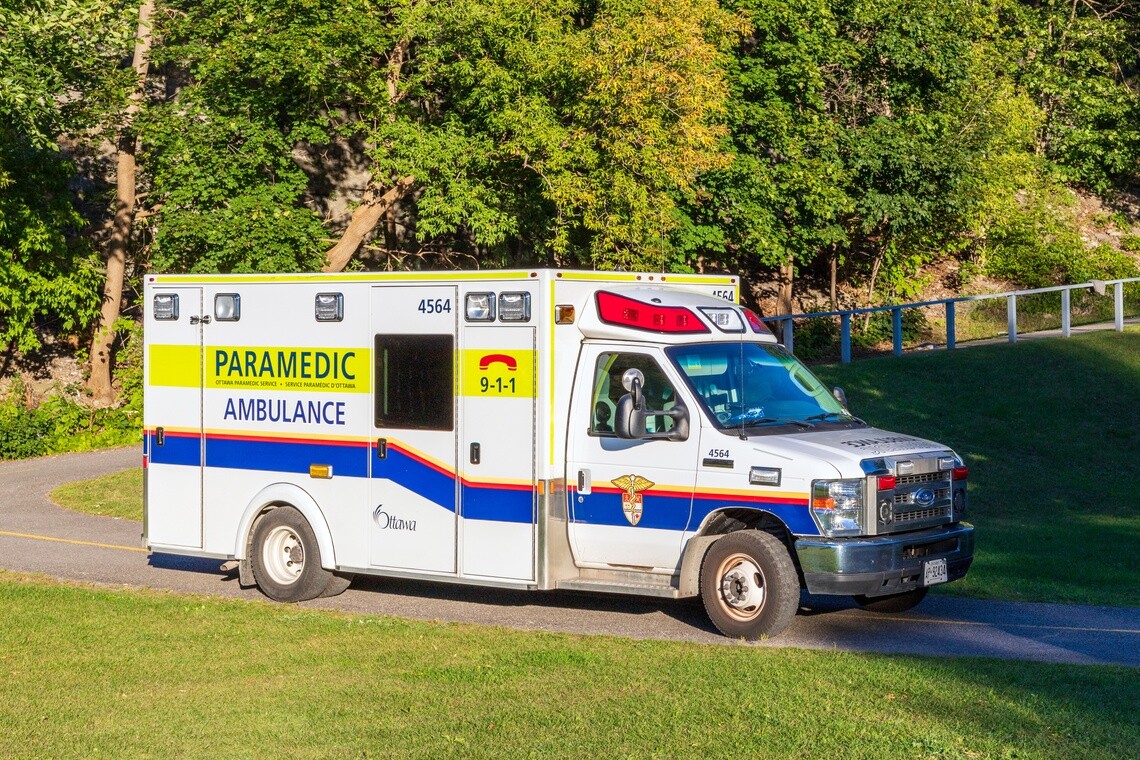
[853,587,929,613]
[250,506,334,603]
[320,572,353,598]
[699,530,800,640]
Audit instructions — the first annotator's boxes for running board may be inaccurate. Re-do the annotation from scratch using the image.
[556,578,682,599]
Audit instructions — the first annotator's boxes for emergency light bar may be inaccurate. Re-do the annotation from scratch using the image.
[595,291,710,334]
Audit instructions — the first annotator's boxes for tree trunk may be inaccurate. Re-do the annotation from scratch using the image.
[776,255,794,344]
[322,176,415,272]
[777,256,794,315]
[829,249,838,309]
[86,0,154,407]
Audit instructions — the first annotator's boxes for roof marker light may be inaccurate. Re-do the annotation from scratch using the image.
[595,291,710,334]
[699,307,745,333]
[742,308,773,335]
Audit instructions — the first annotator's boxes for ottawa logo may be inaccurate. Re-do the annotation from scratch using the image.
[373,505,417,532]
[611,474,655,526]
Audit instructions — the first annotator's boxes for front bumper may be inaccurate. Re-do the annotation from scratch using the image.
[795,522,974,597]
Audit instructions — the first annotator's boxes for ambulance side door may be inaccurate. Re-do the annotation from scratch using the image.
[369,286,459,573]
[565,345,698,572]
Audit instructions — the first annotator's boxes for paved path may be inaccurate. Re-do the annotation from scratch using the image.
[2,447,1138,667]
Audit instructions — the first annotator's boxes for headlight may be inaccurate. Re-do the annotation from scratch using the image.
[811,479,864,536]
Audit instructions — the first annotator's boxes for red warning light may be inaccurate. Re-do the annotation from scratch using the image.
[595,292,710,334]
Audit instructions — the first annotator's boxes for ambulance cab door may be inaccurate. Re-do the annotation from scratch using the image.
[459,325,537,581]
[144,286,204,549]
[565,345,698,573]
[369,286,459,573]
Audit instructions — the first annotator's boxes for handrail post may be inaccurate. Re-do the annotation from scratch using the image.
[782,317,794,354]
[840,313,851,364]
[946,301,956,350]
[1115,282,1124,332]
[1062,288,1071,337]
[1007,295,1017,343]
[892,308,902,356]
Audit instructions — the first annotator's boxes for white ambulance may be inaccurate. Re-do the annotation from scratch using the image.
[143,269,974,639]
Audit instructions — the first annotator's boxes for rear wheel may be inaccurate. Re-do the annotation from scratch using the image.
[700,530,800,640]
[852,587,929,613]
[250,507,334,603]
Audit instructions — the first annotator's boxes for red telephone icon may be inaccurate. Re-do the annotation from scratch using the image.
[479,353,517,371]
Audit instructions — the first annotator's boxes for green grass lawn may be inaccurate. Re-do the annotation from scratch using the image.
[815,327,1140,607]
[50,467,141,520]
[1,571,1136,759]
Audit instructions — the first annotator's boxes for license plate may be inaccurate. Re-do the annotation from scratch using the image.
[923,557,948,586]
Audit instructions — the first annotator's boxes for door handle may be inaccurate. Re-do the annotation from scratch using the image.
[577,469,591,495]
[376,438,387,459]
[470,442,481,464]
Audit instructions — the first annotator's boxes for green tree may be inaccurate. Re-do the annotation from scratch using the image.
[146,0,742,275]
[0,0,133,356]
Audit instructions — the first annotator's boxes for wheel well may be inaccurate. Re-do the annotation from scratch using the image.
[677,508,802,597]
[238,504,283,587]
[701,508,793,552]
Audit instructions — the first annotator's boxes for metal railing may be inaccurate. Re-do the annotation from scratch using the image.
[761,277,1140,364]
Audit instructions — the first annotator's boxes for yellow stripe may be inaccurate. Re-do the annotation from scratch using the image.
[0,530,147,553]
[554,271,738,285]
[150,270,539,284]
[200,428,368,444]
[149,344,200,387]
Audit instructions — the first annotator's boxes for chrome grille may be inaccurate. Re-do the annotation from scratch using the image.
[895,487,951,504]
[895,506,951,524]
[896,471,947,486]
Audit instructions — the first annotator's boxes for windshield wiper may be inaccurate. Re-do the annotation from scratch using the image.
[803,411,864,424]
[743,417,815,429]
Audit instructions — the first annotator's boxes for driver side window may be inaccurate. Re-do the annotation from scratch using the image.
[589,352,677,435]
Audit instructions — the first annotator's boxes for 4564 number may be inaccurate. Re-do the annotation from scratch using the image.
[418,298,452,315]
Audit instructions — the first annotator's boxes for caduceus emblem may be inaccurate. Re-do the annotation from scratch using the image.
[611,474,655,526]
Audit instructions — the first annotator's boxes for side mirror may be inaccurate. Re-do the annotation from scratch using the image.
[832,386,848,408]
[615,397,690,442]
[621,368,645,409]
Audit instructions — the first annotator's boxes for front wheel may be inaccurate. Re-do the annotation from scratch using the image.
[250,506,335,603]
[852,587,929,613]
[699,530,800,640]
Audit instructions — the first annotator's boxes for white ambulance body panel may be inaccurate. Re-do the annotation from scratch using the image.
[145,270,739,581]
[143,268,974,639]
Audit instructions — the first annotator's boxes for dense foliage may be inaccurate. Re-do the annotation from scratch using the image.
[0,0,1137,413]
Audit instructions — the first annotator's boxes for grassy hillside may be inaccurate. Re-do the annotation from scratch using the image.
[815,328,1140,607]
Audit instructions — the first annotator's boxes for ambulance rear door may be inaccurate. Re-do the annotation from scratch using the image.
[144,286,205,549]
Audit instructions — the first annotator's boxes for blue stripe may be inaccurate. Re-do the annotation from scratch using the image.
[690,494,819,536]
[147,434,534,524]
[569,489,820,536]
[461,483,534,523]
[205,436,369,478]
[571,491,693,531]
[148,432,201,467]
[373,446,455,512]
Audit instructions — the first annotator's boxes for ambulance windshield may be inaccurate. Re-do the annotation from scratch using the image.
[666,342,862,433]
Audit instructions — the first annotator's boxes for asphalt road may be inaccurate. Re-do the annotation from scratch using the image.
[3,446,1138,667]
